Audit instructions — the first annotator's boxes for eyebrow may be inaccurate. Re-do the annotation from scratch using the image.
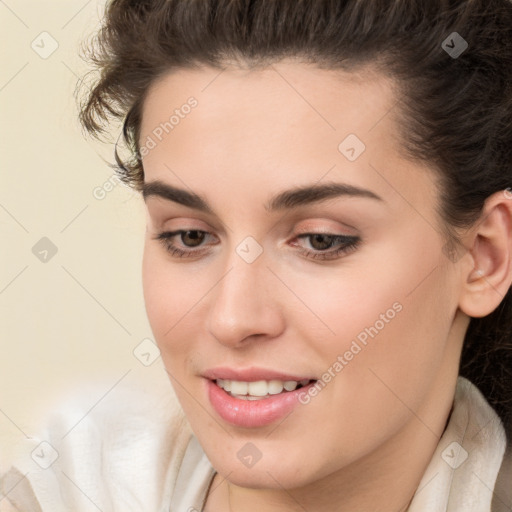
[142,180,383,213]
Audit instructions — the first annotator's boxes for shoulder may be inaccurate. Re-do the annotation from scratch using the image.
[408,377,508,511]
[454,377,511,510]
[0,379,193,512]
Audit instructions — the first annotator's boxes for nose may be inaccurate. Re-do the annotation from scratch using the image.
[206,251,285,348]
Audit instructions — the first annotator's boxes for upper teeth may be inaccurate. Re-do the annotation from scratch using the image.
[216,379,310,398]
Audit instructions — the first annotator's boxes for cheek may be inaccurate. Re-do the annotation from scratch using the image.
[142,243,216,368]
[276,246,431,362]
[345,266,453,420]
[142,247,169,338]
[288,238,455,405]
[142,245,189,350]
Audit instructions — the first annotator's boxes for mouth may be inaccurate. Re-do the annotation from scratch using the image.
[214,378,316,400]
[205,374,318,428]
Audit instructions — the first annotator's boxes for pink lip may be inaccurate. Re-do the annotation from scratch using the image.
[203,367,317,428]
[202,366,315,382]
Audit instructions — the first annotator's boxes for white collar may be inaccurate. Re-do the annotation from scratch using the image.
[408,377,507,511]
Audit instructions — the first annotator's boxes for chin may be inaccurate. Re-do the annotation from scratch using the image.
[201,437,324,490]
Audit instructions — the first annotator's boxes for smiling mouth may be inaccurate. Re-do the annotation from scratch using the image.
[214,378,316,400]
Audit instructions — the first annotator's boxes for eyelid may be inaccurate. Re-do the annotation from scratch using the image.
[293,220,358,236]
[148,212,227,238]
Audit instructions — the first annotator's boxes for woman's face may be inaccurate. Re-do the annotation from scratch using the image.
[140,61,465,488]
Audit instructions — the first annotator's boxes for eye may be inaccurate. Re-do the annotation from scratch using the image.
[153,230,216,258]
[291,233,361,261]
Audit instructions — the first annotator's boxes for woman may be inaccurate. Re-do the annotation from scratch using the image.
[1,0,511,510]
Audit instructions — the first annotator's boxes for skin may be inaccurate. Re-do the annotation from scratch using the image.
[139,60,512,512]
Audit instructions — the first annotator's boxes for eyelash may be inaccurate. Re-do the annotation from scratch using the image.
[153,230,361,261]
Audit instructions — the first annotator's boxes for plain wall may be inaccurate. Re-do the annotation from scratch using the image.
[0,0,171,472]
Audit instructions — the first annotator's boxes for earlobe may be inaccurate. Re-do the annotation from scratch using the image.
[458,191,512,318]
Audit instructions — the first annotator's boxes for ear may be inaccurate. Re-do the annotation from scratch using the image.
[458,190,512,318]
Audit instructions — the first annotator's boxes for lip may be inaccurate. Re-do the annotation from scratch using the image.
[203,367,317,428]
[202,366,316,382]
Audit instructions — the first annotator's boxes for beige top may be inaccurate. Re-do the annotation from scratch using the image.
[0,377,510,512]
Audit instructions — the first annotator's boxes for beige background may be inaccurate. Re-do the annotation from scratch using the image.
[0,0,170,471]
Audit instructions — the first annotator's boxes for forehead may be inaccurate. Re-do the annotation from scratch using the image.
[139,60,438,220]
[140,61,397,148]
[141,62,399,167]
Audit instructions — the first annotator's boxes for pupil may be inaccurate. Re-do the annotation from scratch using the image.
[183,230,204,247]
[311,234,333,250]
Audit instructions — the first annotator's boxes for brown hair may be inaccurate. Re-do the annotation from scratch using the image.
[79,0,512,434]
